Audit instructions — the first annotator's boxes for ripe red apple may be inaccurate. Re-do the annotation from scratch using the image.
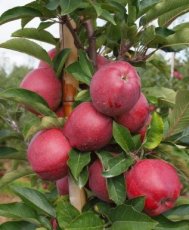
[126,159,182,216]
[63,102,112,151]
[20,68,62,111]
[56,105,64,117]
[56,176,69,195]
[38,48,57,69]
[96,54,109,69]
[88,159,110,202]
[27,128,71,181]
[115,93,149,133]
[138,114,152,142]
[90,61,141,117]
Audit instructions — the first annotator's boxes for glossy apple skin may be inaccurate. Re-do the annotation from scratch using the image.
[126,159,182,216]
[28,129,71,181]
[96,54,109,69]
[89,159,110,202]
[115,93,149,133]
[90,61,141,117]
[63,102,112,151]
[20,68,62,111]
[38,48,57,69]
[56,176,69,195]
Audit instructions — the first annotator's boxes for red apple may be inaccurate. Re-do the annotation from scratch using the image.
[126,159,182,216]
[56,176,69,195]
[63,102,112,151]
[96,54,109,69]
[115,93,149,133]
[38,48,57,69]
[173,70,183,80]
[56,105,64,117]
[20,68,62,111]
[138,114,152,142]
[27,128,71,181]
[90,61,141,117]
[89,159,110,202]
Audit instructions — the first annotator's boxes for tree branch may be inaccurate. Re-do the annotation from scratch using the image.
[83,19,97,69]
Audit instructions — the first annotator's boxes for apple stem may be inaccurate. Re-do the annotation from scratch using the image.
[59,18,86,211]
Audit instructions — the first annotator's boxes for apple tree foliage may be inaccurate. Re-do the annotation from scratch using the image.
[0,0,189,229]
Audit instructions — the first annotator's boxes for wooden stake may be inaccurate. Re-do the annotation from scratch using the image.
[59,19,86,211]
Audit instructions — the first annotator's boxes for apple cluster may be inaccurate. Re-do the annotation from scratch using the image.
[20,49,182,217]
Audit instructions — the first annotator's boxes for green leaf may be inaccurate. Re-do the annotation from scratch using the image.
[164,28,189,50]
[100,9,116,25]
[77,167,89,188]
[75,90,91,102]
[11,186,56,217]
[66,211,104,230]
[96,151,115,169]
[66,62,91,85]
[113,122,135,153]
[143,87,176,107]
[46,0,60,10]
[0,221,36,230]
[25,116,64,140]
[78,50,94,77]
[109,205,158,230]
[102,153,133,178]
[163,205,189,222]
[144,112,164,150]
[157,143,189,178]
[154,215,189,230]
[0,38,51,65]
[37,21,55,30]
[0,129,23,142]
[0,167,33,189]
[107,174,126,205]
[140,0,189,26]
[68,149,91,181]
[0,7,42,25]
[139,0,159,16]
[0,202,40,225]
[125,197,145,212]
[0,88,55,116]
[12,28,58,45]
[158,4,189,27]
[53,48,71,78]
[60,0,82,15]
[0,147,26,160]
[56,196,80,229]
[166,90,189,138]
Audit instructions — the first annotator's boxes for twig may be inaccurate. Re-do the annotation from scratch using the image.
[83,19,97,69]
[59,16,84,50]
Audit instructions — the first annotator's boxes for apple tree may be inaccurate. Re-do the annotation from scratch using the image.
[0,0,189,229]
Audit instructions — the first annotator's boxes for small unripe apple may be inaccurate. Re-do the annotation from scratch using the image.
[126,159,182,216]
[89,159,110,202]
[115,93,149,133]
[20,68,62,111]
[27,128,71,181]
[38,48,57,69]
[90,61,141,117]
[63,102,112,151]
[96,54,109,69]
[56,176,69,195]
